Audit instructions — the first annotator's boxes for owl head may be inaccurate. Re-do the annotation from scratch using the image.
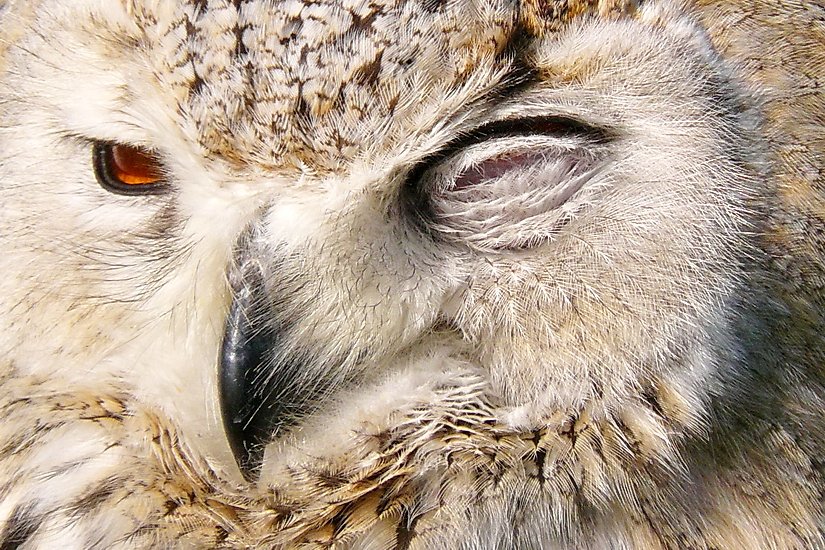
[0,0,768,473]
[1,2,804,545]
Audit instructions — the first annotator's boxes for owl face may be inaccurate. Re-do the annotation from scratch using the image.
[0,0,764,482]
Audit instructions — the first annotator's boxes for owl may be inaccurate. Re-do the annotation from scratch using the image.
[0,0,822,548]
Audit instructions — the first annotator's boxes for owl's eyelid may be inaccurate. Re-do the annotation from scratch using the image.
[406,115,611,189]
[462,115,613,145]
[402,115,610,233]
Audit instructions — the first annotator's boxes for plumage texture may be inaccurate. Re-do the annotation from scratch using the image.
[0,0,822,548]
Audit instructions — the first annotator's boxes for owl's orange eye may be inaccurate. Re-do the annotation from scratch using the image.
[92,142,168,195]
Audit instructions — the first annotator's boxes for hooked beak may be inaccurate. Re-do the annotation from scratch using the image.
[219,251,277,479]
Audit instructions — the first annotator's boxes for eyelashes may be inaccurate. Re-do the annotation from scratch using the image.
[92,142,169,195]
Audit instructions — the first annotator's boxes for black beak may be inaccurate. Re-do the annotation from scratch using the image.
[219,254,274,480]
[219,233,357,481]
